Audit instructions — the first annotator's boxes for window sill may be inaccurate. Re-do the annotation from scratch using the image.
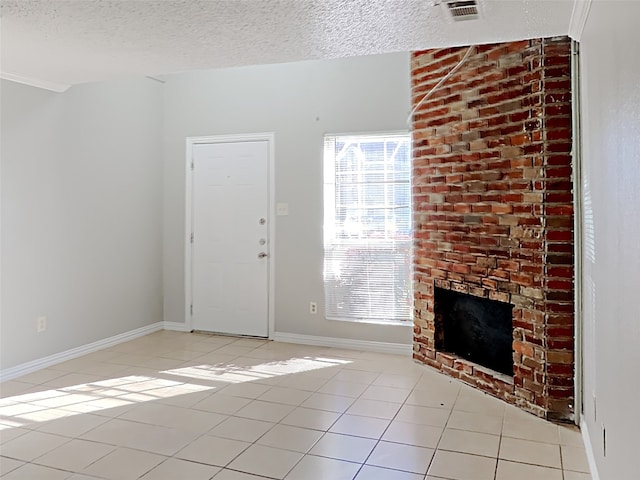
[326,316,413,327]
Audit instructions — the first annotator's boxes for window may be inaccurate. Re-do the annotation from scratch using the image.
[323,133,412,324]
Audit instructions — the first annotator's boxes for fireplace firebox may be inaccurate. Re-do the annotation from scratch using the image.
[434,288,514,377]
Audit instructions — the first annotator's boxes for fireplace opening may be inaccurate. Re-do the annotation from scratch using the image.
[434,287,514,376]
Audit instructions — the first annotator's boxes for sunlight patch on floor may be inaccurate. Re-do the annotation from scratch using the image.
[162,356,351,384]
[0,356,351,429]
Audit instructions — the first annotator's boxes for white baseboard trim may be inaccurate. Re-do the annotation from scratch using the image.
[580,418,601,480]
[0,322,163,383]
[0,325,410,383]
[272,332,412,356]
[163,321,191,332]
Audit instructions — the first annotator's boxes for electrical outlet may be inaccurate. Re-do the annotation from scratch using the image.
[309,302,318,314]
[37,316,47,333]
[276,203,289,216]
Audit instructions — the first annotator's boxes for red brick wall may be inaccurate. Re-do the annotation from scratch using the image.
[411,37,574,421]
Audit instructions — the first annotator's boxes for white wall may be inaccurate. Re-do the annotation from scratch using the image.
[163,53,413,345]
[579,1,640,478]
[1,78,163,369]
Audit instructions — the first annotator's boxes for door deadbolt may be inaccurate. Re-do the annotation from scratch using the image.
[259,218,266,225]
[259,238,266,245]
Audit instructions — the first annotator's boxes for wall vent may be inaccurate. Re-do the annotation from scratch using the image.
[442,1,480,21]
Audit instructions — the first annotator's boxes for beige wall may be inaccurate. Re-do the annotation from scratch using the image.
[161,53,413,346]
[1,78,164,369]
[578,1,640,478]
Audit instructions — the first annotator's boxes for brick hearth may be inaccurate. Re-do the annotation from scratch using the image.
[411,37,574,421]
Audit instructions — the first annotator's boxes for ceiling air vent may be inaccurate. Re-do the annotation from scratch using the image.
[442,0,480,22]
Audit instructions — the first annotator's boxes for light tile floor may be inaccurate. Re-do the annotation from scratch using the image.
[0,331,592,479]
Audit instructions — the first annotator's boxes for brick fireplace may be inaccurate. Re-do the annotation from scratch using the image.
[411,37,575,421]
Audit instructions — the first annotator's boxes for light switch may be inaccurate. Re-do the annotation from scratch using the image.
[276,203,289,216]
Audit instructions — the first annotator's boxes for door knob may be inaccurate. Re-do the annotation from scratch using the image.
[258,252,269,259]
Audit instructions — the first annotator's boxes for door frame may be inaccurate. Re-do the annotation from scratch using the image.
[184,133,276,338]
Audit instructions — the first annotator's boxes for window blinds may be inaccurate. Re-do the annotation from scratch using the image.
[323,134,412,323]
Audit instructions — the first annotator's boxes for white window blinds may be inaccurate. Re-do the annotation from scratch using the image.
[323,133,412,323]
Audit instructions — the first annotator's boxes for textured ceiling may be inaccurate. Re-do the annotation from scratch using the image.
[0,0,575,91]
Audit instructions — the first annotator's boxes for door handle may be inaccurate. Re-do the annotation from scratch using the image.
[258,252,269,259]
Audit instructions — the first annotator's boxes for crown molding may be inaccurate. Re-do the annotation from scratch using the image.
[568,0,593,41]
[0,72,71,93]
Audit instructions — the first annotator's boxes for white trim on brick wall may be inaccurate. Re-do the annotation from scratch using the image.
[0,322,163,382]
[272,332,412,356]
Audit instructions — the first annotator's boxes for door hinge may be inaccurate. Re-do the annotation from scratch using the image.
[190,232,194,243]
[191,161,194,170]
[190,304,193,316]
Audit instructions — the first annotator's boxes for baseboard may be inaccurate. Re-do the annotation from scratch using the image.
[1,325,410,383]
[580,418,601,480]
[163,321,191,332]
[271,332,412,356]
[0,322,163,382]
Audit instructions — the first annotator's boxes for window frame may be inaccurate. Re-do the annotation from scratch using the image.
[323,131,413,326]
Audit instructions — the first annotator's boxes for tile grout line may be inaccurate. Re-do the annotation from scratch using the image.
[426,376,465,479]
[493,416,504,480]
[275,354,367,480]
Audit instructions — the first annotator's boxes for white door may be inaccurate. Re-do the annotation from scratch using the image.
[191,140,269,337]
